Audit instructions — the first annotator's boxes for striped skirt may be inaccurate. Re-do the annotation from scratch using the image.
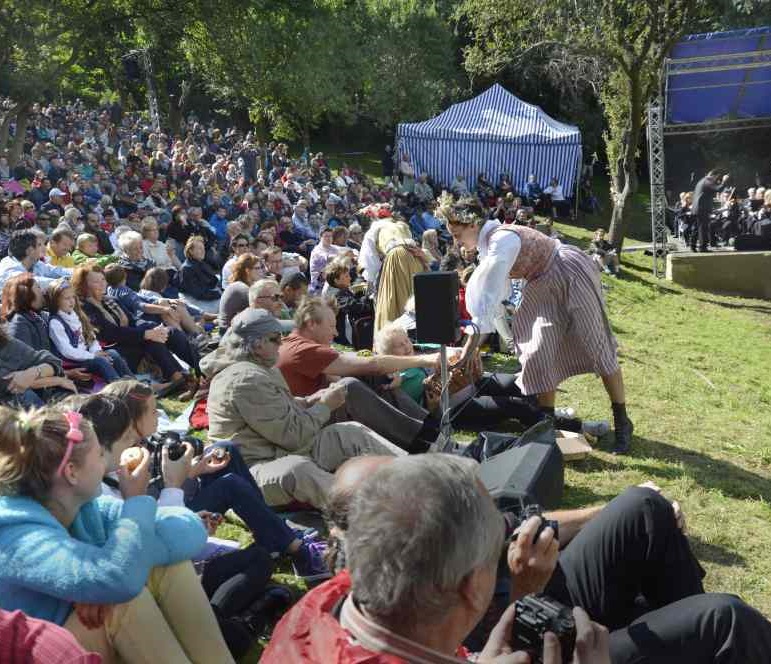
[511,243,619,395]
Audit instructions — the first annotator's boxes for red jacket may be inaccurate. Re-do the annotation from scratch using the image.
[261,571,405,663]
[261,571,471,663]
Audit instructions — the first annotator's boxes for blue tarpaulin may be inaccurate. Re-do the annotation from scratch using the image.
[396,84,582,197]
[667,26,771,125]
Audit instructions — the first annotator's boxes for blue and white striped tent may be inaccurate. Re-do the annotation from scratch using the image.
[396,84,582,197]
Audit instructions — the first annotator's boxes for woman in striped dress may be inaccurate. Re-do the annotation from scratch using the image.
[440,197,633,453]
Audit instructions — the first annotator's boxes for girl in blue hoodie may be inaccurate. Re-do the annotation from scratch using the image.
[0,405,235,664]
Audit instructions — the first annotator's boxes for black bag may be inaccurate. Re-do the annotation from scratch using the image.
[462,419,555,462]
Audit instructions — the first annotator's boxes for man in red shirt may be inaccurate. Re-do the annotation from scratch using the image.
[277,297,442,451]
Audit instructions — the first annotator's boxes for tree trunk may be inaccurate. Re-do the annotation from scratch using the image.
[0,106,16,152]
[7,104,30,167]
[608,72,644,251]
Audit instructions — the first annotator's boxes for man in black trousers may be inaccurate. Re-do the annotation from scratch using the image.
[691,170,729,252]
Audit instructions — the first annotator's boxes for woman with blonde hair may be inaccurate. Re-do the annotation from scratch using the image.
[0,404,235,663]
[218,254,265,330]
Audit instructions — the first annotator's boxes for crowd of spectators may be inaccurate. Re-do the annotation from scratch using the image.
[0,101,768,663]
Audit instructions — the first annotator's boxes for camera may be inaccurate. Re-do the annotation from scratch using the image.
[144,431,204,483]
[512,594,576,664]
[503,499,559,544]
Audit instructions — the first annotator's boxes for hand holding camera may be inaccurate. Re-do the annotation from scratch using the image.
[508,512,560,600]
[161,441,195,489]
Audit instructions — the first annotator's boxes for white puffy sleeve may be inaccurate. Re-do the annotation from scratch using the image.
[358,221,383,284]
[465,230,521,334]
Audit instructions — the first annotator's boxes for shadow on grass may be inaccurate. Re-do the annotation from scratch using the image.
[628,436,771,503]
[689,535,747,568]
[694,297,771,315]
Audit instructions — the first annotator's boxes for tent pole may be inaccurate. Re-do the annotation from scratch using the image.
[574,146,582,220]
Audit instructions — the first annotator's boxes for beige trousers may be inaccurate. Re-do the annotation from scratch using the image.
[252,421,406,508]
[64,562,235,664]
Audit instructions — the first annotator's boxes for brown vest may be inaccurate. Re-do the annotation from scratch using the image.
[493,224,558,280]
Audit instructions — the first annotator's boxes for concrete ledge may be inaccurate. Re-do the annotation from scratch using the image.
[666,250,771,300]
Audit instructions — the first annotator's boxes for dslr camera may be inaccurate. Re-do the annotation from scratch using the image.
[144,431,204,483]
[512,594,576,664]
[502,498,559,544]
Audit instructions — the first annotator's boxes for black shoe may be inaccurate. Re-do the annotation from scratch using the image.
[612,418,634,455]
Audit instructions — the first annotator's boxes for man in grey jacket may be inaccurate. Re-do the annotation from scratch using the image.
[202,308,405,508]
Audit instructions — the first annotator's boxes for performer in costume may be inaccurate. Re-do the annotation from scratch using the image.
[439,196,633,453]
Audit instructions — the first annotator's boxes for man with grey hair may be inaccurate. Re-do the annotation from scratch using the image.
[262,454,609,663]
[202,308,405,508]
[248,278,293,332]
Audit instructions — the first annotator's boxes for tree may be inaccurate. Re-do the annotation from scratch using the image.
[459,0,709,249]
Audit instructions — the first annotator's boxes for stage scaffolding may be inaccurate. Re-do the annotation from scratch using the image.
[647,26,771,275]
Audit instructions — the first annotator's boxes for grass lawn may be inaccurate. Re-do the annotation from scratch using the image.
[162,176,771,661]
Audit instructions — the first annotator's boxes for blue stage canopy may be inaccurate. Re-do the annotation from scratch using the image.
[666,26,771,126]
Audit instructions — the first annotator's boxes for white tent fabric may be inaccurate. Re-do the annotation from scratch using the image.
[396,84,582,197]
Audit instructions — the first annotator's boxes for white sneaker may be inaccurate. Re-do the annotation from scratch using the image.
[582,420,611,438]
[555,407,576,419]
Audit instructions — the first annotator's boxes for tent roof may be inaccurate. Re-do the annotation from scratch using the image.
[398,84,580,145]
[666,26,771,127]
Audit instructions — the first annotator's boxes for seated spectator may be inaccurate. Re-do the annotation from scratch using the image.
[276,297,441,451]
[589,228,619,276]
[450,174,470,197]
[268,454,771,664]
[0,608,100,663]
[208,205,230,246]
[98,381,329,583]
[544,177,572,219]
[45,227,76,268]
[322,260,372,347]
[220,233,252,285]
[526,174,545,209]
[46,278,133,384]
[0,318,74,407]
[347,223,363,251]
[82,212,114,256]
[375,323,607,436]
[219,254,264,330]
[248,278,294,332]
[179,235,222,315]
[262,454,608,663]
[141,216,181,275]
[279,271,308,318]
[73,263,191,393]
[72,233,117,268]
[117,230,154,291]
[0,405,235,663]
[202,308,405,507]
[308,226,340,294]
[0,230,71,291]
[413,173,433,205]
[138,267,211,336]
[421,228,442,269]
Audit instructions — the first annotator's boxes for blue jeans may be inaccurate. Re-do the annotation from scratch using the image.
[187,443,296,555]
[79,350,133,383]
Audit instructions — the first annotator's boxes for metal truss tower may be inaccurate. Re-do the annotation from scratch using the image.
[647,97,668,277]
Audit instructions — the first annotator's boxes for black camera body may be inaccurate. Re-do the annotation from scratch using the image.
[504,499,559,544]
[144,431,204,483]
[512,594,576,664]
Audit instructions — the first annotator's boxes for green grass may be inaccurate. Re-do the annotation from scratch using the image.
[161,181,771,660]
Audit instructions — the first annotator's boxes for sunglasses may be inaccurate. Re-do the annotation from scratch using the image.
[235,242,249,248]
[264,334,282,344]
[258,293,282,301]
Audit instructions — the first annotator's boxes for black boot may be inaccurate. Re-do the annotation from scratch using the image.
[611,402,633,454]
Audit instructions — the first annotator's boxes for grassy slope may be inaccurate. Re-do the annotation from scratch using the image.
[160,165,771,661]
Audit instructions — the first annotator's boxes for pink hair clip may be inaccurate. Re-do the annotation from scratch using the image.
[56,411,85,477]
